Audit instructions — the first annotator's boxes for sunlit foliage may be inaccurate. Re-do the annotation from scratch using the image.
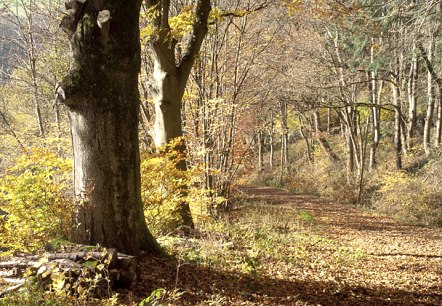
[0,148,73,253]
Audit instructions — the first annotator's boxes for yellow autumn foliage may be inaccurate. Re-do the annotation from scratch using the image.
[375,170,441,226]
[0,148,73,253]
[140,138,221,235]
[140,149,187,235]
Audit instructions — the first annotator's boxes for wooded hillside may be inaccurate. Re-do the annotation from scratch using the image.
[0,0,441,305]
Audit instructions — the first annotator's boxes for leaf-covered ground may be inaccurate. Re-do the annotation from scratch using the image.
[127,186,442,305]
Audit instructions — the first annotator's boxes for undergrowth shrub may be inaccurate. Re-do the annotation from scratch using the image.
[140,139,222,235]
[140,149,188,235]
[0,148,73,253]
[374,169,442,226]
[285,141,357,203]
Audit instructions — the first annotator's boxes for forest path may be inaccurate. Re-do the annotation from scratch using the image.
[134,185,442,306]
[239,185,442,257]
[237,185,442,304]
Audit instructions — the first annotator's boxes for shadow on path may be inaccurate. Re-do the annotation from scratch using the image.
[128,186,442,305]
[133,255,441,305]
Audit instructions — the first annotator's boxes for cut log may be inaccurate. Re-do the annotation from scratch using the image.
[1,277,25,284]
[0,268,21,277]
[48,258,83,269]
[0,260,39,269]
[0,283,24,298]
[0,248,138,296]
[13,249,119,262]
[109,255,138,287]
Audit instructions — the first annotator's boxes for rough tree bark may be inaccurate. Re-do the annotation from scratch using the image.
[57,0,161,255]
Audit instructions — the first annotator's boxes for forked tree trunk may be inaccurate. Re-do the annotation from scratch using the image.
[58,0,161,255]
[418,39,441,153]
[423,39,435,156]
[340,106,356,185]
[145,0,211,227]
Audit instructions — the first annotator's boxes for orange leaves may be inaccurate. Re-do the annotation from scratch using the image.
[287,0,363,24]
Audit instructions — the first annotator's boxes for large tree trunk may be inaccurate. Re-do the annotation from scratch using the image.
[58,0,161,255]
[150,54,194,230]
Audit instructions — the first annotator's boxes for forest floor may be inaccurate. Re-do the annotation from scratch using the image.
[128,186,442,305]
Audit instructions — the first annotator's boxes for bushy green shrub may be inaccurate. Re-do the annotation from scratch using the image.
[0,148,73,253]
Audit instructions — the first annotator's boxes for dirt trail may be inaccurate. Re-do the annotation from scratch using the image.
[239,185,442,304]
[134,185,442,305]
[240,185,442,256]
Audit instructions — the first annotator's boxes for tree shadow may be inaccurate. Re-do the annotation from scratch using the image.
[131,255,441,305]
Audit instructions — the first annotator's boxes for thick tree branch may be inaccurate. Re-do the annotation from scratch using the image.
[178,0,211,77]
[218,1,269,19]
[145,0,160,27]
[60,0,87,39]
[160,0,171,29]
[144,0,178,71]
